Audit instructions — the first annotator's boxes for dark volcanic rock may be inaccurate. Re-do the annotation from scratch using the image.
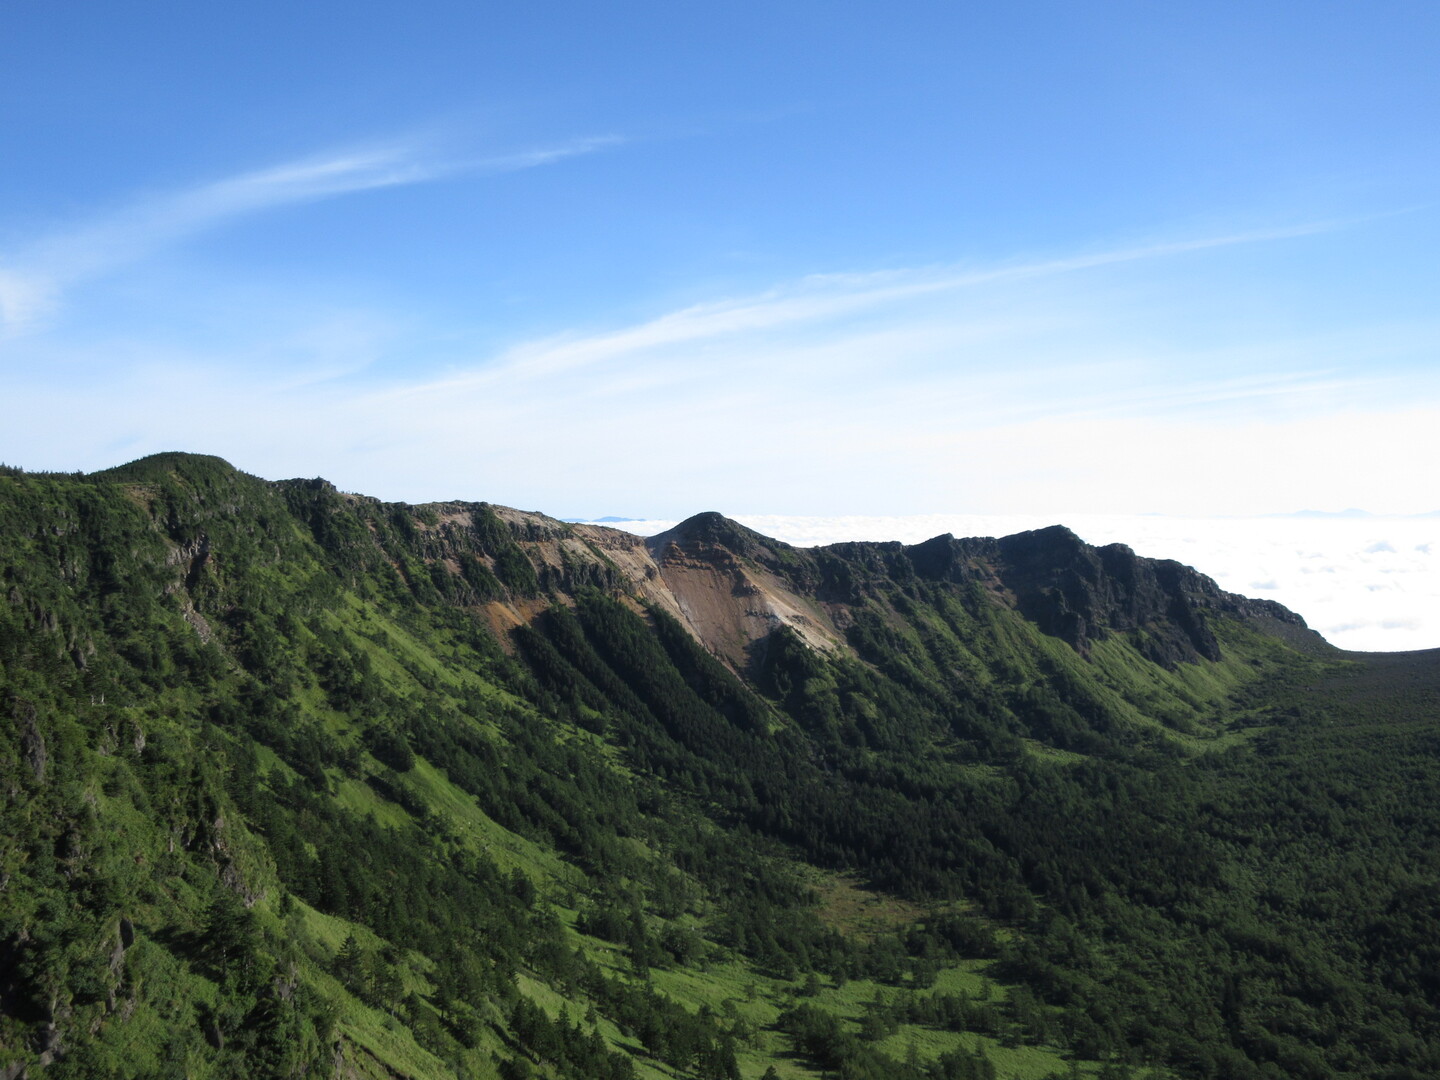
[647,512,795,571]
[647,514,1317,667]
[894,524,1314,667]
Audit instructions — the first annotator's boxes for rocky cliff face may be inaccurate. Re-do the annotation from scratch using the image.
[420,507,1322,673]
[87,454,1322,676]
[974,525,1311,666]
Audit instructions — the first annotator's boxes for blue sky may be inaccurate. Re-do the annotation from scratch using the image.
[2,2,1438,518]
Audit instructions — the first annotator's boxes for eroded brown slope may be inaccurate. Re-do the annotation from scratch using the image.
[406,502,1324,675]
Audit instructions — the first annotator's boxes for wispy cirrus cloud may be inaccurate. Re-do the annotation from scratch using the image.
[413,217,1353,391]
[474,136,625,174]
[0,133,620,335]
[292,211,1435,521]
[4,198,1436,532]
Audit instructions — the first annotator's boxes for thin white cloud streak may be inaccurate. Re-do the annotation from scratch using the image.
[4,201,1436,529]
[410,219,1349,392]
[16,224,1413,518]
[472,136,625,173]
[0,134,619,335]
[1,146,433,333]
[358,302,1430,519]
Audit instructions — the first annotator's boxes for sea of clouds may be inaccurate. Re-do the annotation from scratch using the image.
[581,514,1439,654]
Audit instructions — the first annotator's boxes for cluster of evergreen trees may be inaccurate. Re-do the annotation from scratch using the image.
[3,454,1439,1080]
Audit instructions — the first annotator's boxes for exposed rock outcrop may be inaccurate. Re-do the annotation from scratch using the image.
[485,511,1321,671]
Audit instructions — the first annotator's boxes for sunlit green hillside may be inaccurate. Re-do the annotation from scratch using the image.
[3,454,1437,1080]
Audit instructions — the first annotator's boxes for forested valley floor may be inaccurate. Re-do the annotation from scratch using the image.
[3,454,1438,1080]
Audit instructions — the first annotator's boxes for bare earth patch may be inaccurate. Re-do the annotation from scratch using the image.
[805,868,928,940]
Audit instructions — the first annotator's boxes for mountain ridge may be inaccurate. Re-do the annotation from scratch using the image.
[75,452,1322,667]
[4,450,1435,1080]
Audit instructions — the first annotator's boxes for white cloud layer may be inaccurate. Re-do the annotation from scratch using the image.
[580,514,1440,654]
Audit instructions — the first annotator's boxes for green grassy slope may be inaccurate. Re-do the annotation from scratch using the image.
[2,454,1436,1080]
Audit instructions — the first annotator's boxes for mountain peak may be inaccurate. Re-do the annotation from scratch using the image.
[647,511,790,563]
[92,451,243,484]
